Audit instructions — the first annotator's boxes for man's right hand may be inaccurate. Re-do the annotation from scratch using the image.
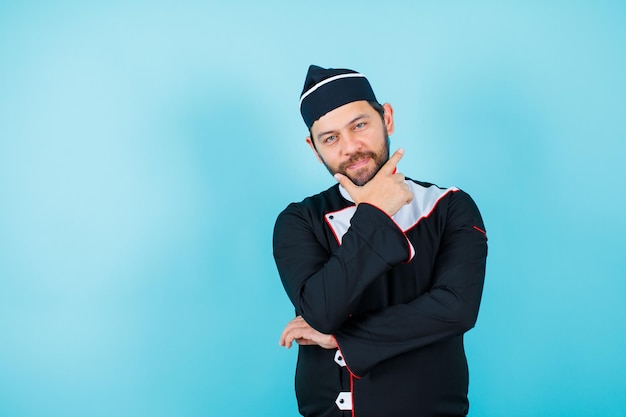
[334,148,414,217]
[279,316,337,350]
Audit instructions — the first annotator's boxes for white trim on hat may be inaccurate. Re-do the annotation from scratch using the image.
[299,73,367,108]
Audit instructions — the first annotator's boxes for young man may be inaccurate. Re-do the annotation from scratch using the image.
[273,65,488,417]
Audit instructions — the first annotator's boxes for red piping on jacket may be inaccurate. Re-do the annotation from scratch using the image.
[351,373,356,417]
[473,225,487,236]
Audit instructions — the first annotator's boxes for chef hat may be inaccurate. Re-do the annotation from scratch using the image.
[299,65,378,129]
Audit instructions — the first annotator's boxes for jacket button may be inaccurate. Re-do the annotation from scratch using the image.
[335,392,352,411]
[334,349,346,367]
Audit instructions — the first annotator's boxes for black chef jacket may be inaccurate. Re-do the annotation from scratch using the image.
[273,179,487,417]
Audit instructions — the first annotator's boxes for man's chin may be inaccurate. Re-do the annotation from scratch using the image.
[346,170,376,187]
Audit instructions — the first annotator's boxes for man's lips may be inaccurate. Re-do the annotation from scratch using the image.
[346,158,370,170]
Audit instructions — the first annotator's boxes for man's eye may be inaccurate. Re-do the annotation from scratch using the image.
[354,122,366,129]
[324,135,337,143]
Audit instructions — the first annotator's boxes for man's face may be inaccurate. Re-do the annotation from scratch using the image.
[307,101,394,186]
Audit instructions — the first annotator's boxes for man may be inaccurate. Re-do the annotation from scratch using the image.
[273,65,488,417]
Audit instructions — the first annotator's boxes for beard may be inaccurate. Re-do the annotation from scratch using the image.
[321,131,390,186]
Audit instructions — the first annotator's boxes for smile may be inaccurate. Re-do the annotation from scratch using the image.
[347,158,370,170]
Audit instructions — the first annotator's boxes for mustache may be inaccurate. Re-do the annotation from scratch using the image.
[338,152,377,171]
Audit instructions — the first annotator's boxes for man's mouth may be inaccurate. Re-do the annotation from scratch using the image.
[346,157,370,170]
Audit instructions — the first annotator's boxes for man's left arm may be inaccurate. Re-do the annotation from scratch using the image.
[332,190,488,377]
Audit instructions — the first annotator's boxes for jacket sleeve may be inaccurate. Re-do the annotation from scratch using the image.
[334,191,488,377]
[273,202,412,334]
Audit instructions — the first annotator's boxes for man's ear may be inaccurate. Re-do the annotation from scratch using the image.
[382,103,395,135]
[305,136,323,163]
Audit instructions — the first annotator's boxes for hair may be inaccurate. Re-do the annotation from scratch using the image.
[308,101,385,150]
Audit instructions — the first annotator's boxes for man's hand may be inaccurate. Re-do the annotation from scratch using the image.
[334,148,414,217]
[279,316,338,349]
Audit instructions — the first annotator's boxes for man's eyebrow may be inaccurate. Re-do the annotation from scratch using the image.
[316,114,370,141]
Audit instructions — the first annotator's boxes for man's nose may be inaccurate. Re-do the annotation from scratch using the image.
[342,132,362,154]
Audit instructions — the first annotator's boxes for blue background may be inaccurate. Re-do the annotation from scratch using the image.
[1,1,625,416]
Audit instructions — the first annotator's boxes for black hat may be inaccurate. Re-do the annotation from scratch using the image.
[299,65,378,129]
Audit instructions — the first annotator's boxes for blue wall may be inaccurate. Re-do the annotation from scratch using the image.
[1,1,624,416]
